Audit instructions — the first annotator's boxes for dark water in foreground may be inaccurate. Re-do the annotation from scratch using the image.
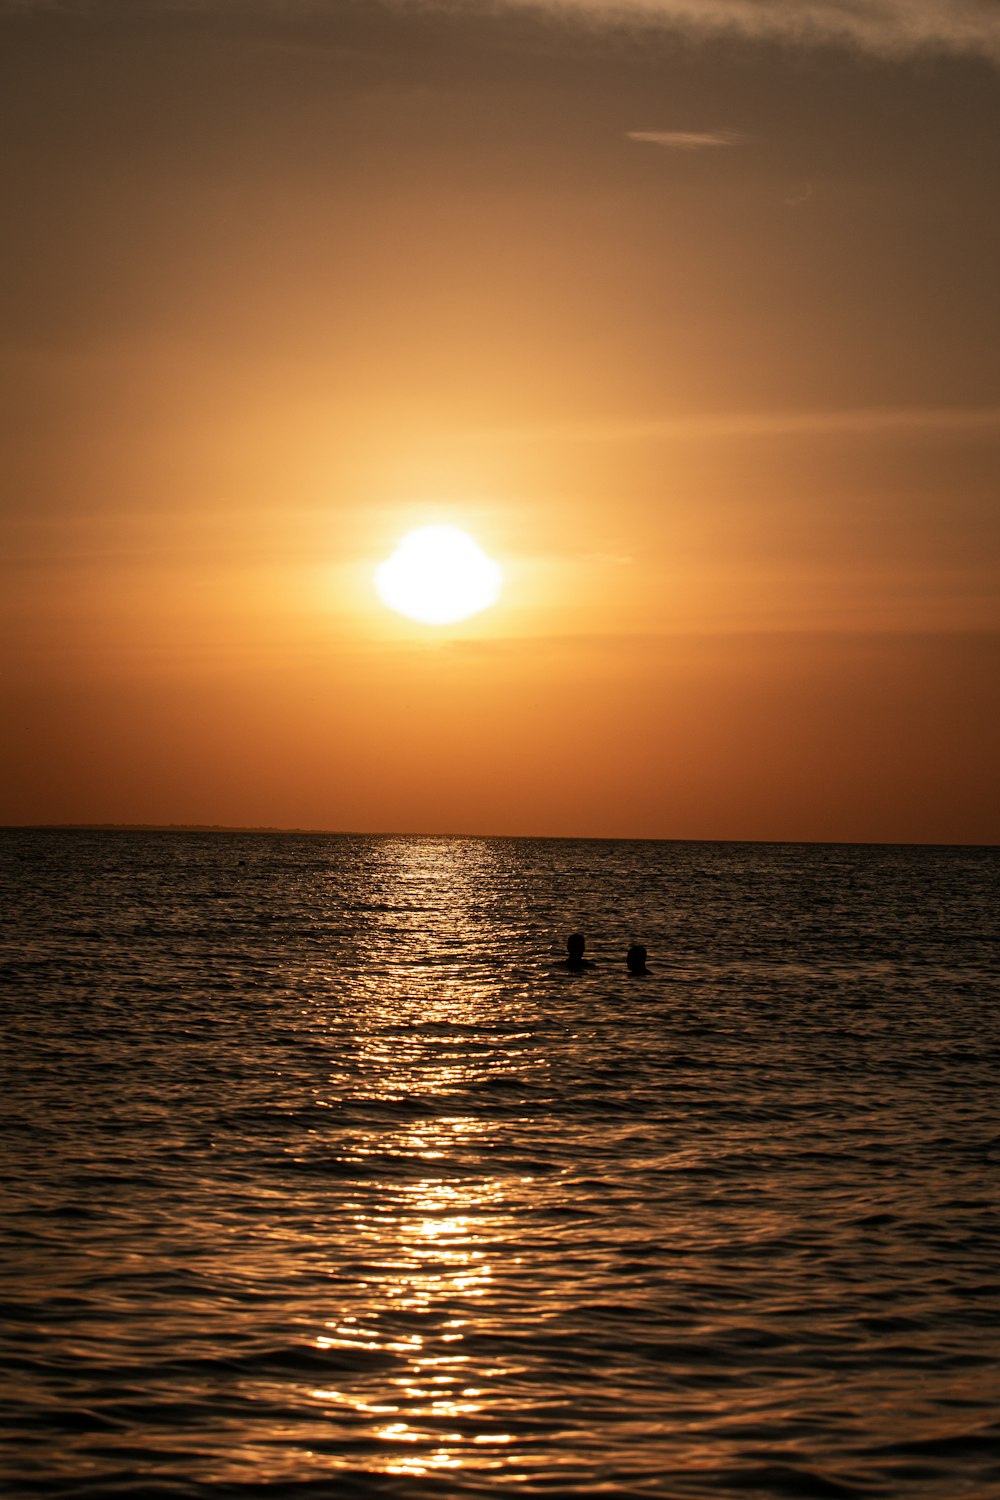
[1,830,999,1499]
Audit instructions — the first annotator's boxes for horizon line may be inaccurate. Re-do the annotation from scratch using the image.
[3,823,996,850]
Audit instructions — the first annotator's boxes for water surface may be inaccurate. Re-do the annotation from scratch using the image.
[2,831,998,1497]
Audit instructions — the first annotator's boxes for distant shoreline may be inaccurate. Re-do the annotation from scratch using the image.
[6,824,321,834]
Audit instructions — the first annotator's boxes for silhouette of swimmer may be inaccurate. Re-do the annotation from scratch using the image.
[562,932,596,971]
[626,943,649,976]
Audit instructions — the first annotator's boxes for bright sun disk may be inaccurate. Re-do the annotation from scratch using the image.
[375,526,502,625]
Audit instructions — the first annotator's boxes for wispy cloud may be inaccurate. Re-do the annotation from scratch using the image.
[626,129,746,149]
[521,1,1000,63]
[4,0,999,62]
[6,0,1000,58]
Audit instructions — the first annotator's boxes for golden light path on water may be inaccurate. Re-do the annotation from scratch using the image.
[310,1157,509,1478]
[301,837,542,1481]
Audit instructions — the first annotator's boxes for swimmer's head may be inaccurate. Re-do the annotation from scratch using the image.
[626,943,648,975]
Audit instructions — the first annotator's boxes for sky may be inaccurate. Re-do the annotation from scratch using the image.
[2,0,998,842]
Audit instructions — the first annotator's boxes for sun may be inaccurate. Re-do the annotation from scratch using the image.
[375,525,503,625]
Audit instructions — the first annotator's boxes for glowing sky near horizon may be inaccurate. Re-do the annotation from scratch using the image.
[1,0,997,841]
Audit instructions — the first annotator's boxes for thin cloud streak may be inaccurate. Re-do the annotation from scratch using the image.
[459,404,1000,447]
[626,129,746,149]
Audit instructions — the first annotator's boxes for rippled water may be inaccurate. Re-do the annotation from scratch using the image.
[2,830,999,1498]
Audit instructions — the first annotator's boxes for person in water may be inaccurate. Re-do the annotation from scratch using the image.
[563,933,596,971]
[626,943,649,976]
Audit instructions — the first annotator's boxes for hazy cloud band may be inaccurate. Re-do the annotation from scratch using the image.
[461,405,1000,447]
[522,0,1000,61]
[4,0,1000,61]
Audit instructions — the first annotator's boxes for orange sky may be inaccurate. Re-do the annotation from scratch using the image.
[2,1,998,841]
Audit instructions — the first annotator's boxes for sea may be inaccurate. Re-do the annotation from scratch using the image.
[1,829,998,1500]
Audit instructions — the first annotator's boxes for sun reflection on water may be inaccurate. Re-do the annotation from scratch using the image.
[307,1122,523,1476]
[304,839,540,1478]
